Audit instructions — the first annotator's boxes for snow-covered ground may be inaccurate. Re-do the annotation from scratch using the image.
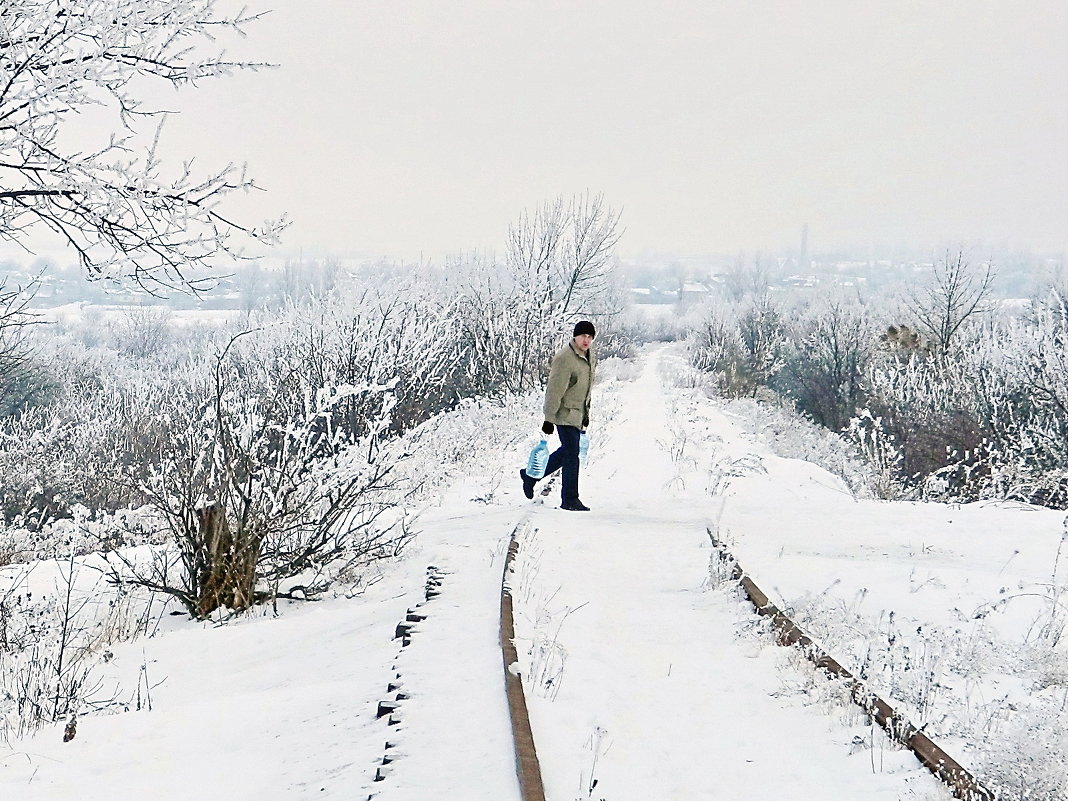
[2,344,1064,799]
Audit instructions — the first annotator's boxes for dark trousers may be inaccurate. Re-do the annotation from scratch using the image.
[544,424,581,503]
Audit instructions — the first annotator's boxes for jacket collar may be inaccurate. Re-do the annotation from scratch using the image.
[569,341,591,362]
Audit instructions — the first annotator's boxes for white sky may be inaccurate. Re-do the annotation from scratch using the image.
[151,1,1068,260]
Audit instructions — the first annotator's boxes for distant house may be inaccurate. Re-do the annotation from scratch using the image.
[782,274,818,288]
[630,285,678,305]
[679,282,711,305]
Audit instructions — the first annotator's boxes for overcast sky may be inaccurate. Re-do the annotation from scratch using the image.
[154,0,1067,261]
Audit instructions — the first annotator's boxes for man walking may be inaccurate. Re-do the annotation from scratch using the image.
[520,320,596,511]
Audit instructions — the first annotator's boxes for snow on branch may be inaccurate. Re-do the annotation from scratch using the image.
[0,0,285,291]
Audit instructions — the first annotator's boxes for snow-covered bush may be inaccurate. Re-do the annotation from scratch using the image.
[105,347,415,618]
[622,304,685,344]
[594,356,642,384]
[856,295,1068,507]
[0,351,198,532]
[0,359,59,418]
[0,507,165,566]
[845,411,910,500]
[773,297,879,432]
[684,286,1068,508]
[0,268,526,539]
[239,280,467,438]
[689,295,785,398]
[723,397,879,499]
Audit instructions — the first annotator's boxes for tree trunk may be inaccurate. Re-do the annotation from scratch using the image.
[196,504,257,618]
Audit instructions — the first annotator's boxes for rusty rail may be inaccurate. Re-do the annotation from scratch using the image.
[500,524,546,801]
[708,528,993,801]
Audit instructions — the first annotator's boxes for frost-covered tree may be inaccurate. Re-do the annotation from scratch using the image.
[905,251,995,353]
[0,1,284,290]
[721,258,772,302]
[776,298,877,431]
[689,295,784,398]
[457,193,623,392]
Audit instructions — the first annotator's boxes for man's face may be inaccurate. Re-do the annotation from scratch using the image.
[573,333,594,352]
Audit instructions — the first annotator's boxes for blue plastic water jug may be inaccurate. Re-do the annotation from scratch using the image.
[578,432,590,466]
[527,439,549,479]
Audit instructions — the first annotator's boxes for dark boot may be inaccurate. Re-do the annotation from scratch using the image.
[519,469,537,499]
[561,499,590,511]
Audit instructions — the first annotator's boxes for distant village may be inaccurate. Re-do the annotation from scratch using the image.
[1,246,1063,311]
[626,255,900,305]
[627,247,1066,306]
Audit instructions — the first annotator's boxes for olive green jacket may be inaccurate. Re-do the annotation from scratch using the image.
[543,341,596,429]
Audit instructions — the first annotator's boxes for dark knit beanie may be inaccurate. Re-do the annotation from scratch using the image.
[573,320,596,337]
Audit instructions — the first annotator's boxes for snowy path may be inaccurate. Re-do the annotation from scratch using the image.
[363,504,519,801]
[511,347,946,800]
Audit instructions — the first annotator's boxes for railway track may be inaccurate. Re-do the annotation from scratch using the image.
[495,518,995,801]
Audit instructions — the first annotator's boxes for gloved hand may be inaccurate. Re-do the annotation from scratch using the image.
[582,414,589,429]
[542,420,554,436]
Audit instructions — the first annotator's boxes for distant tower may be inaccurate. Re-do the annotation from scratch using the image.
[799,223,810,269]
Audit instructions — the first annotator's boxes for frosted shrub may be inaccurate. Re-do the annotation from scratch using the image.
[972,714,1068,801]
[394,391,543,504]
[624,304,685,343]
[688,311,738,374]
[860,341,995,500]
[846,411,909,500]
[0,407,74,529]
[0,358,199,531]
[0,359,59,417]
[856,296,1068,507]
[591,326,637,361]
[0,274,500,538]
[773,297,878,431]
[103,337,419,618]
[1002,293,1068,505]
[682,286,1068,507]
[0,506,165,566]
[658,345,716,392]
[241,281,468,437]
[594,356,641,384]
[688,296,785,398]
